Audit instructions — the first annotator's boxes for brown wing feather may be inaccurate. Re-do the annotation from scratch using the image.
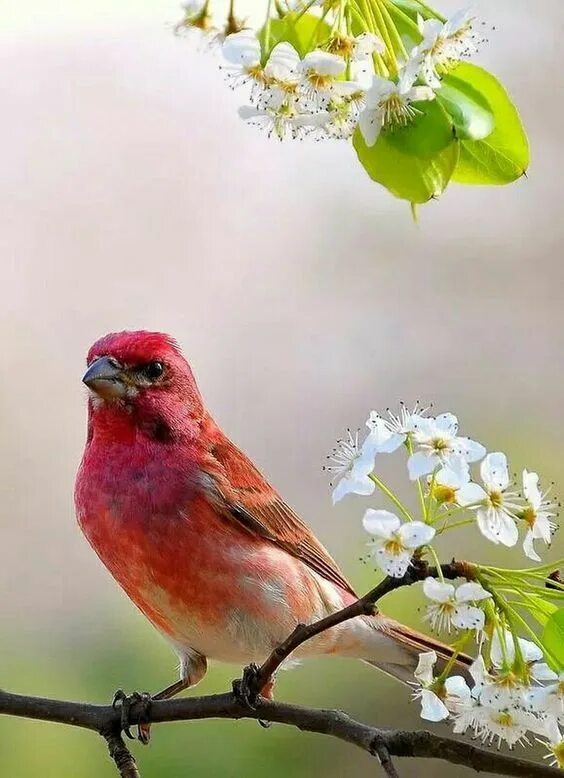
[198,415,357,597]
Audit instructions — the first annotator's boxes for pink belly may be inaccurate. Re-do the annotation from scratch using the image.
[78,496,337,662]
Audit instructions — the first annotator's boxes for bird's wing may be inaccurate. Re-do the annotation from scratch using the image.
[198,418,357,598]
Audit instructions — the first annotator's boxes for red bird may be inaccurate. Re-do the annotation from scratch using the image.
[75,330,458,737]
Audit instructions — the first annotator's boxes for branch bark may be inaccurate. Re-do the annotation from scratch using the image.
[0,689,558,778]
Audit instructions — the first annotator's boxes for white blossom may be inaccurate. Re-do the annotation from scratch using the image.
[363,510,435,577]
[538,718,564,769]
[222,30,266,99]
[413,651,474,722]
[423,577,491,633]
[521,470,557,561]
[414,9,478,89]
[528,673,564,723]
[407,412,485,480]
[298,50,360,111]
[491,629,544,668]
[358,62,435,147]
[458,453,521,547]
[326,428,378,504]
[385,402,428,437]
[473,705,539,748]
[365,411,405,453]
[433,457,481,505]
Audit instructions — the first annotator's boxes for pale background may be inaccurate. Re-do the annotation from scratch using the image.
[1,1,563,775]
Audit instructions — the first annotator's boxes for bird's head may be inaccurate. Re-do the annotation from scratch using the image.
[83,330,203,442]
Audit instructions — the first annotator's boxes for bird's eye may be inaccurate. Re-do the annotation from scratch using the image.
[143,361,164,380]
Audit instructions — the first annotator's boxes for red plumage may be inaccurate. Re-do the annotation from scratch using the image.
[75,330,462,708]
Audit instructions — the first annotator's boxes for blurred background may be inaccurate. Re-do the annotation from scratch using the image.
[1,0,563,775]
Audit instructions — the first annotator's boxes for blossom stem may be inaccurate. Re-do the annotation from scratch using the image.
[368,473,414,522]
[293,0,322,23]
[427,545,444,582]
[412,0,446,23]
[425,469,437,522]
[381,0,421,40]
[438,633,470,681]
[436,518,475,534]
[377,0,408,60]
[493,590,561,669]
[370,0,398,69]
[263,0,273,52]
[484,560,564,576]
[407,439,427,521]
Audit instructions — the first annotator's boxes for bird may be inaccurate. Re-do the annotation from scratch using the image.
[75,330,463,741]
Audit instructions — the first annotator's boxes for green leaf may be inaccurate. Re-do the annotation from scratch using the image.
[518,597,558,627]
[260,13,331,59]
[542,608,564,671]
[448,63,529,185]
[438,71,495,140]
[353,102,459,203]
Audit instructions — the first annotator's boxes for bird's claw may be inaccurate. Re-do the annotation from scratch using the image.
[232,665,273,729]
[112,689,152,743]
[232,663,261,710]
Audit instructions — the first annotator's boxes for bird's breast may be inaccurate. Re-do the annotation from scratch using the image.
[75,441,323,661]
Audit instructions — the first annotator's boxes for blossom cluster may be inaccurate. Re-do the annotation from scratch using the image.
[326,401,563,764]
[175,1,528,203]
[415,640,564,766]
[176,1,477,142]
[328,404,558,572]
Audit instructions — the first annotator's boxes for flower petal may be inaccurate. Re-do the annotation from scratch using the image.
[414,650,437,685]
[444,675,472,708]
[399,521,435,549]
[301,50,345,76]
[455,582,491,603]
[491,629,544,667]
[523,530,541,562]
[434,413,458,435]
[454,437,486,464]
[420,689,450,721]
[358,107,382,147]
[436,458,470,489]
[373,546,411,577]
[265,42,300,80]
[456,482,487,507]
[522,469,541,508]
[451,604,485,631]
[332,474,375,504]
[362,509,400,538]
[423,577,455,603]
[223,30,261,66]
[531,662,558,682]
[480,452,510,491]
[408,451,438,480]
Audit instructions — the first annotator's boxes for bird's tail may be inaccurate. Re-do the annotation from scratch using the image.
[362,617,472,686]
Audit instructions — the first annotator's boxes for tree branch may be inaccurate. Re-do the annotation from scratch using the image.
[101,727,141,778]
[253,559,471,694]
[2,560,556,778]
[0,689,558,778]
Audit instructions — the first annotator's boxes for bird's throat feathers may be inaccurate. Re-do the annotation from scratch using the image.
[87,392,199,447]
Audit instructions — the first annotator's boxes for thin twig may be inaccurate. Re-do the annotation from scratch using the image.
[102,727,141,778]
[372,739,401,778]
[253,559,471,693]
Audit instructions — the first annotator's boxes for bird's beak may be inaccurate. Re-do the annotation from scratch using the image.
[82,356,127,400]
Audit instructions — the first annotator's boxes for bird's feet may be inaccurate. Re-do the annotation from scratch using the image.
[232,664,274,729]
[232,663,261,710]
[112,689,153,744]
